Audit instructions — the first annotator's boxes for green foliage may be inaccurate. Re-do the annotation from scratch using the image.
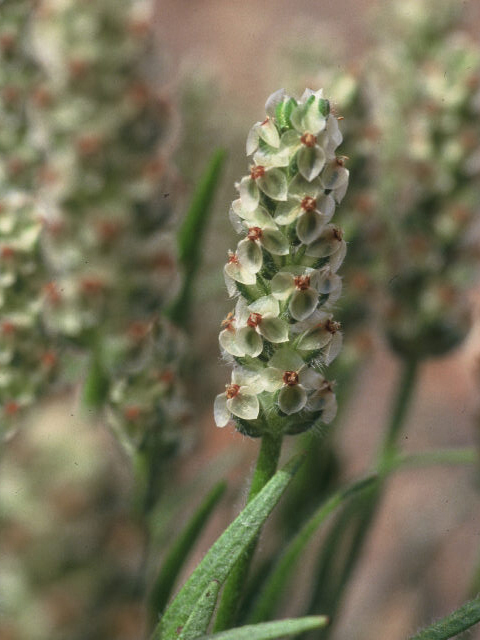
[149,481,227,625]
[152,455,303,639]
[178,580,221,640]
[409,596,480,640]
[169,148,226,328]
[196,616,329,639]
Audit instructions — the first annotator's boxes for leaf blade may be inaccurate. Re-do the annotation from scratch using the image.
[409,597,480,640]
[178,580,221,640]
[196,615,329,640]
[153,454,303,639]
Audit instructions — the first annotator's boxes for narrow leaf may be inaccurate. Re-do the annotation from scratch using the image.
[178,580,221,640]
[81,348,109,411]
[409,597,480,639]
[249,474,377,623]
[153,454,303,640]
[149,481,227,623]
[169,148,226,327]
[196,615,329,640]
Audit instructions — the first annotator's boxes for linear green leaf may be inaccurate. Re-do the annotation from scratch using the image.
[178,580,221,640]
[249,474,377,623]
[169,148,226,327]
[409,597,480,640]
[149,481,227,624]
[153,454,303,640]
[196,616,329,639]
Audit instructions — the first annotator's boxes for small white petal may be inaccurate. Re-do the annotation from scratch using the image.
[257,317,289,343]
[249,295,279,317]
[297,326,332,351]
[296,210,326,244]
[257,168,288,201]
[325,331,343,364]
[261,228,289,255]
[297,144,326,182]
[258,118,280,148]
[274,199,303,225]
[214,393,230,427]
[246,125,260,156]
[287,174,322,198]
[271,271,295,300]
[228,393,259,420]
[261,367,284,391]
[219,329,245,357]
[224,261,257,285]
[268,347,304,371]
[236,327,263,357]
[298,367,324,389]
[239,176,260,211]
[278,384,307,415]
[328,240,347,273]
[289,288,318,321]
[253,145,290,168]
[237,238,263,273]
[232,366,261,388]
[317,194,336,222]
[265,88,287,118]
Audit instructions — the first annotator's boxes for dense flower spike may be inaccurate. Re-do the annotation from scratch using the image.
[216,89,348,436]
[371,0,480,359]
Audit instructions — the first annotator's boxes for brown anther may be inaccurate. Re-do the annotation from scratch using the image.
[227,251,239,265]
[247,312,262,328]
[127,321,151,342]
[247,226,263,242]
[77,134,102,156]
[143,158,165,179]
[97,220,122,242]
[225,383,240,399]
[1,321,15,335]
[221,312,235,332]
[41,351,57,369]
[261,117,270,126]
[8,157,25,176]
[0,33,16,53]
[80,277,105,295]
[250,165,265,180]
[337,116,345,121]
[128,18,150,37]
[294,275,311,290]
[124,406,142,421]
[4,401,19,417]
[32,86,52,108]
[283,370,299,386]
[332,226,343,241]
[1,246,14,260]
[128,82,149,106]
[325,318,341,334]
[300,133,317,147]
[336,156,348,167]
[68,58,89,78]
[301,196,316,212]
[151,252,175,271]
[452,206,471,224]
[2,85,20,105]
[320,379,335,393]
[158,370,175,385]
[44,282,61,305]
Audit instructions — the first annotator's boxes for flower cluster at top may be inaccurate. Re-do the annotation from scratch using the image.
[214,89,349,437]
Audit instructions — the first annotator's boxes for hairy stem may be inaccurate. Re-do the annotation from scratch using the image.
[213,431,283,632]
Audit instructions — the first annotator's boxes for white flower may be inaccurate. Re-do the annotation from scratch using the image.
[271,267,342,321]
[219,295,289,358]
[293,310,343,365]
[214,367,262,427]
[237,164,288,211]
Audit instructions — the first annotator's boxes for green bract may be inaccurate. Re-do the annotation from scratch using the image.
[216,88,349,437]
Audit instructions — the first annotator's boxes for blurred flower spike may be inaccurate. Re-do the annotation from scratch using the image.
[216,88,348,437]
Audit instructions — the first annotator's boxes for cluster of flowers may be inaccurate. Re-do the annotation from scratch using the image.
[371,0,480,359]
[0,0,188,443]
[215,89,348,436]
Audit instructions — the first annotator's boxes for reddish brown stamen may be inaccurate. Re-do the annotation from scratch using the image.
[1,321,15,335]
[124,406,142,421]
[300,196,316,212]
[283,370,299,386]
[127,321,151,342]
[1,246,15,259]
[250,165,265,180]
[41,351,57,369]
[225,383,240,399]
[336,156,348,167]
[4,401,19,416]
[44,282,61,305]
[80,277,105,295]
[247,312,262,328]
[294,275,311,290]
[227,251,239,265]
[332,226,343,241]
[325,318,341,334]
[261,117,270,126]
[221,312,235,332]
[247,226,263,242]
[300,133,317,147]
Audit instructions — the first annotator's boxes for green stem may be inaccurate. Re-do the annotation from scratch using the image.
[213,432,283,632]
